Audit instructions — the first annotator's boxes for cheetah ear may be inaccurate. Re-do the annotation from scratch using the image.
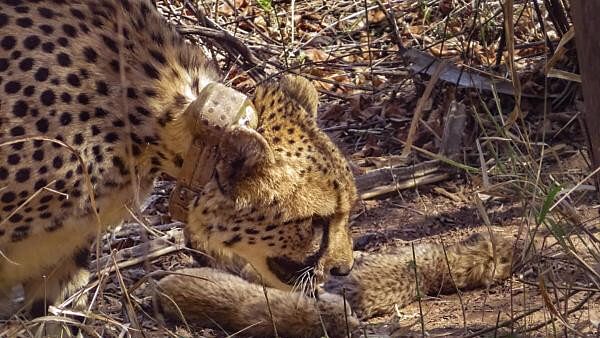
[216,126,274,195]
[280,75,319,118]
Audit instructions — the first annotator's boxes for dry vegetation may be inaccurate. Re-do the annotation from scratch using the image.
[2,0,600,337]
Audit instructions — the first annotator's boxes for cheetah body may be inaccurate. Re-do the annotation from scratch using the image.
[0,0,356,315]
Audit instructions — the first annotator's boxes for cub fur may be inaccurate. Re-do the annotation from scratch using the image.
[156,232,515,337]
[156,268,359,338]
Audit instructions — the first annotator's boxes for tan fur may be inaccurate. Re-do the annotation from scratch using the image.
[0,0,356,317]
[325,232,514,318]
[156,268,358,338]
[156,233,514,337]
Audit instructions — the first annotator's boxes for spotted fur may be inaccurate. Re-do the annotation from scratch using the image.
[0,0,356,316]
[157,233,515,337]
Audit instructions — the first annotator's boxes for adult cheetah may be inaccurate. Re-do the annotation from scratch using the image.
[0,0,356,317]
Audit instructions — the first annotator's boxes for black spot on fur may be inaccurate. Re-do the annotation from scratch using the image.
[57,37,68,47]
[39,24,54,34]
[77,93,89,104]
[0,58,8,71]
[36,118,49,133]
[101,34,118,53]
[32,149,44,161]
[34,67,49,81]
[79,111,90,121]
[10,126,25,136]
[16,17,33,28]
[94,107,108,117]
[70,8,86,20]
[23,86,35,97]
[15,168,30,182]
[245,228,260,235]
[41,41,54,53]
[11,225,30,242]
[223,234,242,246]
[1,191,16,203]
[18,57,33,71]
[7,154,20,165]
[126,87,137,98]
[34,178,47,190]
[15,6,29,14]
[111,156,128,175]
[38,7,55,19]
[142,62,159,79]
[128,114,142,125]
[12,100,28,117]
[135,106,151,116]
[62,24,77,37]
[40,90,55,106]
[96,80,109,95]
[60,92,72,103]
[149,49,166,64]
[104,132,119,143]
[0,167,9,180]
[0,13,8,29]
[83,47,97,63]
[5,80,21,94]
[23,35,40,49]
[57,52,72,66]
[66,73,81,87]
[109,59,119,72]
[1,36,16,50]
[53,156,63,169]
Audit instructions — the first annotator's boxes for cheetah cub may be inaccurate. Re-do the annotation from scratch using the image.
[1,0,356,317]
[156,232,515,337]
[157,268,359,338]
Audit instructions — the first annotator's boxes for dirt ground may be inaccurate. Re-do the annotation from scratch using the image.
[84,174,599,338]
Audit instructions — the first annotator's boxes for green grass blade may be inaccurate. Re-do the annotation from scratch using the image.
[537,184,561,225]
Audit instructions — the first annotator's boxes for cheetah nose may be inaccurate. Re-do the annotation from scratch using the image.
[329,260,354,276]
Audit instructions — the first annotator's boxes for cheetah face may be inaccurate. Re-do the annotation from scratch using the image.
[186,76,357,290]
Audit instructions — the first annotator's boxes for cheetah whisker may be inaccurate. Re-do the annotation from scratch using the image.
[301,268,316,299]
[290,265,314,294]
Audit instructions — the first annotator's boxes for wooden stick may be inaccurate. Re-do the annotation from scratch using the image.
[401,61,446,158]
[360,173,450,200]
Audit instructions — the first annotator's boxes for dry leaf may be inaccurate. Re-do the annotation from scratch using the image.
[304,48,329,62]
[438,0,453,15]
[367,9,386,24]
[407,25,425,34]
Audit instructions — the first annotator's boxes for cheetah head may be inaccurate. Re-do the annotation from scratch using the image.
[184,76,357,290]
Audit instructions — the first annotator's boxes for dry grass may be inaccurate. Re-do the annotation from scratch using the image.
[2,0,599,337]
